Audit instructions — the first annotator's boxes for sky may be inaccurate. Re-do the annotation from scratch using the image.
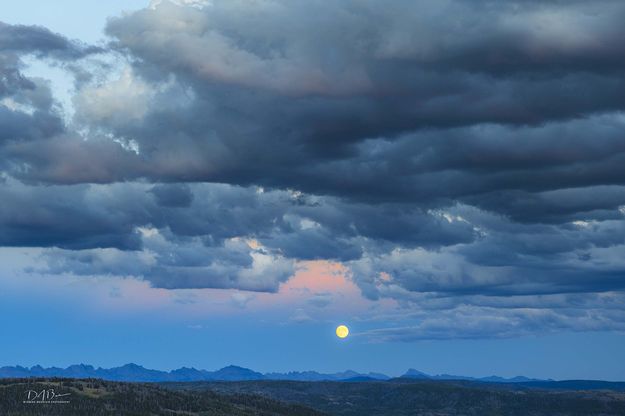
[1,0,625,380]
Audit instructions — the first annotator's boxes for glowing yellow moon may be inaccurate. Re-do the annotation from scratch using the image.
[336,325,349,339]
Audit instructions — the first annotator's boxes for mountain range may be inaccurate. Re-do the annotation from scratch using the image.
[0,363,551,383]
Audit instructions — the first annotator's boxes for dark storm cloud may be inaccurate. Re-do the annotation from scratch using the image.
[0,180,476,290]
[351,203,625,301]
[12,0,624,206]
[3,1,625,338]
[0,21,104,178]
[0,181,475,253]
[0,105,63,143]
[42,233,295,292]
[0,180,145,250]
[103,0,625,129]
[0,22,101,59]
[149,184,194,208]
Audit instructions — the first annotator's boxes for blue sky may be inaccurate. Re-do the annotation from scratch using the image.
[3,275,625,380]
[1,0,625,381]
[1,0,148,43]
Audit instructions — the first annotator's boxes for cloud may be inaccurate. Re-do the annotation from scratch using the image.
[307,292,333,308]
[358,300,625,341]
[231,291,255,308]
[0,21,101,59]
[0,179,144,250]
[73,67,156,126]
[149,183,194,208]
[289,308,314,324]
[2,1,625,339]
[41,229,295,292]
[5,1,624,210]
[350,204,625,299]
[0,178,480,253]
[5,2,625,208]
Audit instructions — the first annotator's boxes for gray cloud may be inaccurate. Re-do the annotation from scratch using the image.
[0,181,478,287]
[0,178,477,290]
[0,22,101,59]
[0,180,144,250]
[42,232,295,292]
[4,2,625,211]
[149,183,194,208]
[2,1,625,339]
[350,204,625,300]
[358,301,625,341]
[5,1,623,219]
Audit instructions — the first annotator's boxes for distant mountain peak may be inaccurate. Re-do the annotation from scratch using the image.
[121,363,145,369]
[403,368,430,379]
[0,363,554,384]
[211,365,265,380]
[220,365,251,370]
[68,364,95,370]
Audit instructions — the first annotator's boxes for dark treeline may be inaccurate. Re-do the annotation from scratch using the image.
[0,378,325,416]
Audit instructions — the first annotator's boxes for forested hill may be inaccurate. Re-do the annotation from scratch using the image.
[0,378,325,416]
[164,379,625,416]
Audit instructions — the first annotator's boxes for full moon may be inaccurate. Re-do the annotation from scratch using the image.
[336,325,349,339]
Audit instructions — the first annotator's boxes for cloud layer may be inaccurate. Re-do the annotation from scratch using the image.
[2,0,625,339]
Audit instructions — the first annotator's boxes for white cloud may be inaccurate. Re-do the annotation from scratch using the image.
[74,67,154,125]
